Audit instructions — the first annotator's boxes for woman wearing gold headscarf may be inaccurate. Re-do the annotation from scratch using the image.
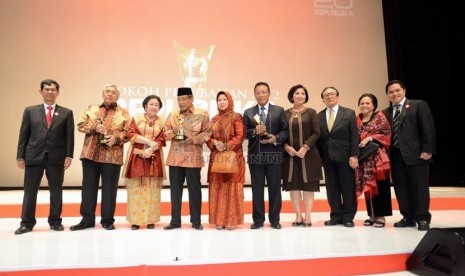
[207,91,245,230]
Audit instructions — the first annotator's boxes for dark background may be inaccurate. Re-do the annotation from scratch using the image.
[382,0,465,186]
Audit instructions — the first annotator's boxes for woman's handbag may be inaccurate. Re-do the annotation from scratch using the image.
[210,114,239,174]
[211,150,238,173]
[359,141,380,161]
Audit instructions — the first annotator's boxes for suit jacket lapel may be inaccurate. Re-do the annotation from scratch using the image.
[320,109,329,133]
[332,107,344,130]
[49,105,59,128]
[37,105,48,128]
[398,99,409,125]
[267,104,274,122]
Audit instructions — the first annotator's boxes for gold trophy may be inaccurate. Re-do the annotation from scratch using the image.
[174,114,186,141]
[253,114,271,140]
[97,118,107,144]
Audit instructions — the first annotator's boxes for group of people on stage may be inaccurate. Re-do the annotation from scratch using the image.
[14,78,435,235]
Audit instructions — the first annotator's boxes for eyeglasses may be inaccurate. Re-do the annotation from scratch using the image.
[323,92,337,99]
[104,89,118,95]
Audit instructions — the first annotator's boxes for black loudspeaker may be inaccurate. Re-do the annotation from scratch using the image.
[407,227,465,276]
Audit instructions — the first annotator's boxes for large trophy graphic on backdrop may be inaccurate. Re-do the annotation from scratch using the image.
[173,40,215,89]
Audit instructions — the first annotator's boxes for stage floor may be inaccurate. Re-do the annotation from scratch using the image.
[1,186,464,276]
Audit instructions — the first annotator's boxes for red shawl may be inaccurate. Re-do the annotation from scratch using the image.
[124,117,165,179]
[355,111,391,199]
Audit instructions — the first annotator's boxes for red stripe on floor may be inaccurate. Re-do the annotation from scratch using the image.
[0,197,464,218]
[0,253,410,276]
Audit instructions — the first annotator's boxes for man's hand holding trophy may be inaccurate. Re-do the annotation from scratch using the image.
[253,114,275,143]
[96,119,109,145]
[96,118,117,147]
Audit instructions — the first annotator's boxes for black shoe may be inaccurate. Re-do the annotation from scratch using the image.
[70,222,94,231]
[192,223,203,230]
[394,218,416,228]
[50,224,64,231]
[131,225,140,230]
[250,223,263,229]
[14,225,33,235]
[164,224,181,230]
[343,221,355,227]
[147,224,155,229]
[417,220,430,231]
[292,221,303,227]
[102,224,115,230]
[324,220,343,226]
[270,223,281,229]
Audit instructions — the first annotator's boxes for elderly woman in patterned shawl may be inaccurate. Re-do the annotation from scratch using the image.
[123,95,166,230]
[355,93,391,228]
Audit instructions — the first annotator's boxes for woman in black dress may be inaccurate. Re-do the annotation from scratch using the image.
[283,84,323,227]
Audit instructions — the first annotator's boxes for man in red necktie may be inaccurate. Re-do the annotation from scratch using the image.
[15,79,75,234]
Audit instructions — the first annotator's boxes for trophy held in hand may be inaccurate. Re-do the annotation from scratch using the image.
[97,118,108,144]
[253,114,271,140]
[174,114,186,141]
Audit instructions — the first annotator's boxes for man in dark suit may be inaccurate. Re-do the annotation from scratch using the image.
[243,82,288,229]
[383,80,436,231]
[15,79,75,234]
[317,87,359,227]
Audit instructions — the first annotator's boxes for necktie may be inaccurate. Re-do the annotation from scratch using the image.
[260,106,266,124]
[327,108,335,131]
[46,106,53,128]
[392,104,401,147]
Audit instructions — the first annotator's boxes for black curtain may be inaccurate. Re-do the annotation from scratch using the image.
[382,0,465,186]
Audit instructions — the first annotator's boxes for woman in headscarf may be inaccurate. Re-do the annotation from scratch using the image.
[207,91,245,230]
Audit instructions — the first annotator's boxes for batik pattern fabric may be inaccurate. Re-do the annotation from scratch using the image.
[123,114,166,225]
[77,103,130,165]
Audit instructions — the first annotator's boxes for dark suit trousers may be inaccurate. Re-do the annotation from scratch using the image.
[249,163,282,225]
[323,160,357,222]
[390,147,431,222]
[80,159,121,226]
[21,154,64,227]
[168,166,202,226]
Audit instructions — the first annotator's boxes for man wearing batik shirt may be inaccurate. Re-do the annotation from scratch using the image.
[163,87,212,231]
[70,84,130,231]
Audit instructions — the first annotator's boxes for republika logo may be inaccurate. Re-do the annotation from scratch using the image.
[314,0,354,17]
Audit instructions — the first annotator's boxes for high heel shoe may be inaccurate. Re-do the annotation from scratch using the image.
[216,225,225,230]
[303,222,312,227]
[147,224,155,229]
[292,217,304,227]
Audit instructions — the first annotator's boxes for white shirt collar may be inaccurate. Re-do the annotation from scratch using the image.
[259,102,270,110]
[396,98,406,108]
[327,104,339,114]
[44,103,56,110]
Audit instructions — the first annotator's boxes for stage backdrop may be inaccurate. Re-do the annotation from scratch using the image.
[0,0,388,187]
